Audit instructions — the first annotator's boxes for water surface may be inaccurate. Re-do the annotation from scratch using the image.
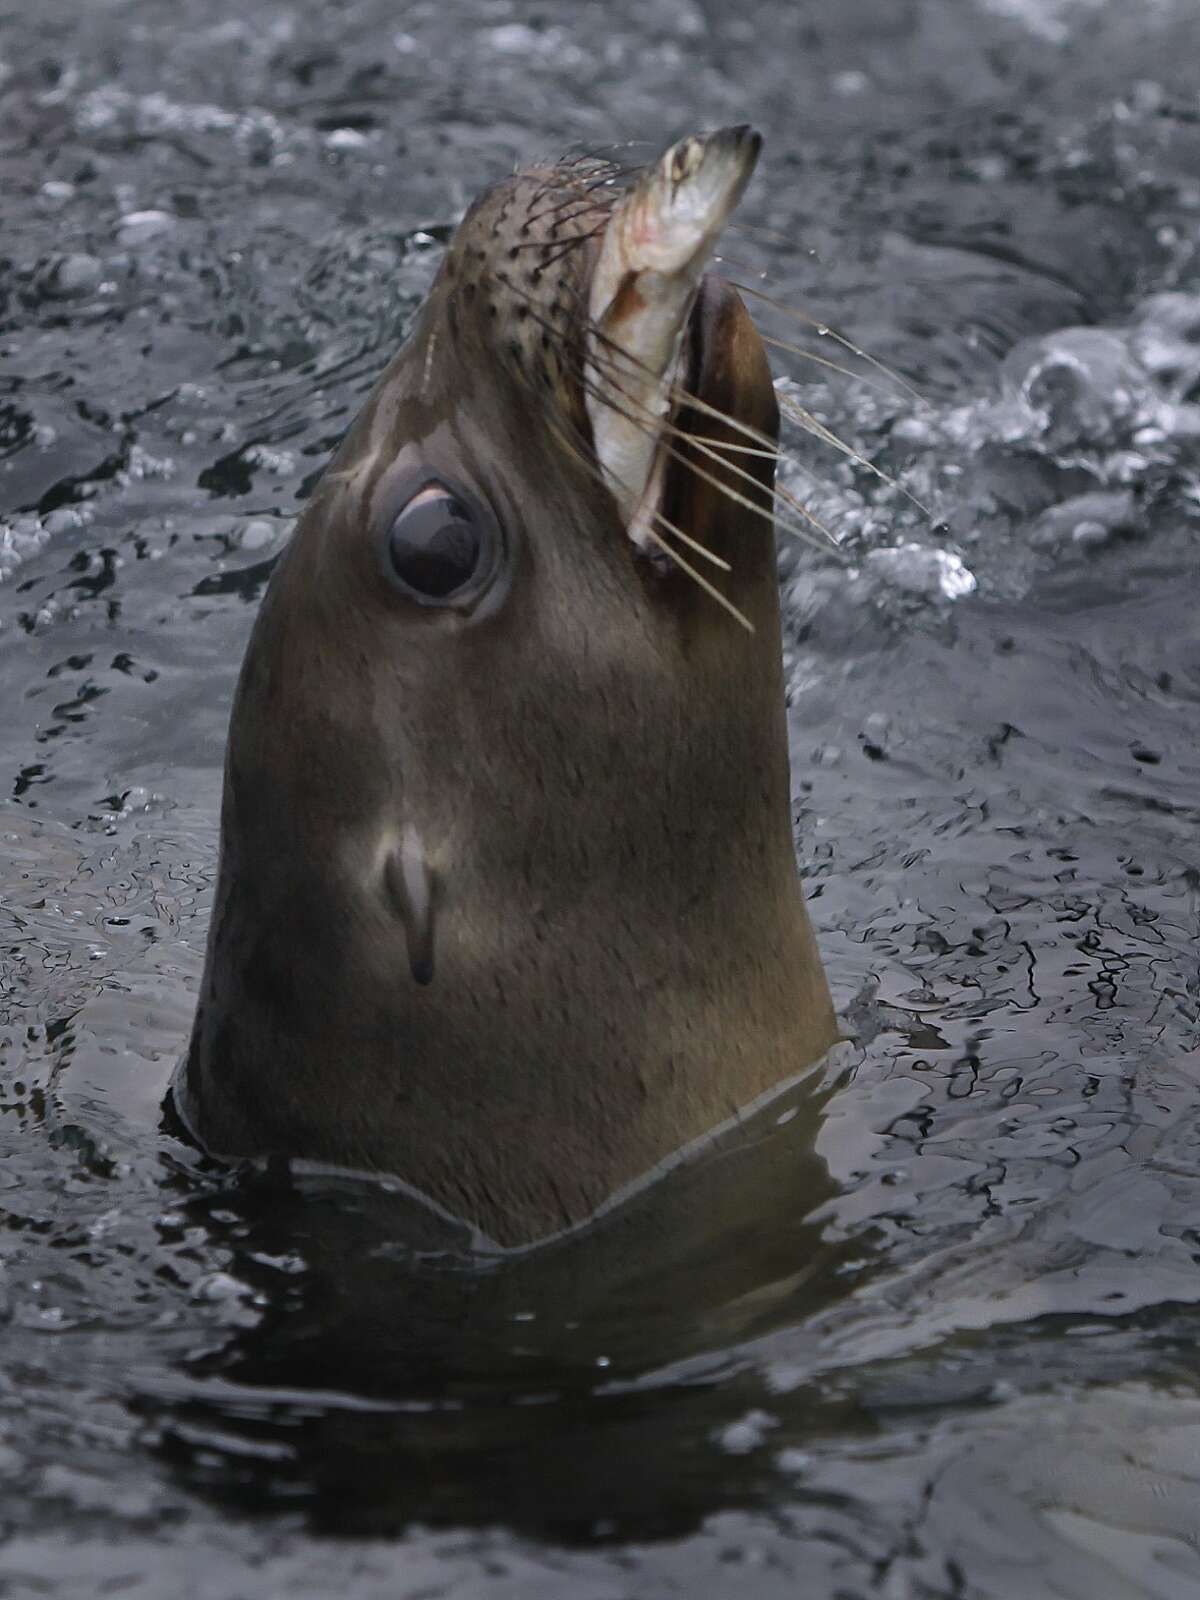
[2,0,1200,1593]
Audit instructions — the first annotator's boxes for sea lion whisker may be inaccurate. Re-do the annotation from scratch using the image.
[505,220,609,272]
[561,139,652,161]
[482,266,664,413]
[662,382,841,548]
[570,380,743,574]
[660,375,808,477]
[580,161,646,191]
[775,481,839,544]
[504,349,737,593]
[523,177,624,226]
[525,171,608,214]
[677,437,779,460]
[641,518,755,633]
[573,312,832,552]
[506,229,602,253]
[551,149,615,169]
[724,216,802,248]
[581,172,631,195]
[662,371,778,456]
[541,224,610,268]
[669,423,839,547]
[536,402,615,496]
[730,279,924,400]
[546,314,835,554]
[482,294,741,587]
[644,506,731,572]
[478,290,667,531]
[546,159,644,195]
[543,356,747,574]
[648,396,780,502]
[531,185,597,209]
[526,179,559,209]
[523,195,607,229]
[582,352,831,555]
[776,392,930,516]
[758,332,897,391]
[484,205,833,560]
[547,150,645,183]
[664,419,837,551]
[711,250,774,278]
[480,266,591,362]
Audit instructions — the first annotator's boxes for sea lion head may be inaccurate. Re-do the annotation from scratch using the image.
[177,128,837,1246]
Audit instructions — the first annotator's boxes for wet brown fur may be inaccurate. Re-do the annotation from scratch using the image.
[177,155,839,1246]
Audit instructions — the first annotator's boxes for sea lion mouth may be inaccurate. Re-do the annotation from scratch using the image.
[582,126,763,577]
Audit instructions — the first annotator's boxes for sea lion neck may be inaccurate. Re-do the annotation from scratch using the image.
[176,131,838,1248]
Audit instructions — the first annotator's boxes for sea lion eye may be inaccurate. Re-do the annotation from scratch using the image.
[379,479,501,609]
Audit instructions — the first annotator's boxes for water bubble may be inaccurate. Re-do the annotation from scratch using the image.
[865,543,977,600]
[862,711,892,747]
[1003,328,1144,448]
[42,507,91,537]
[232,518,280,552]
[1029,489,1137,551]
[243,444,296,476]
[115,209,175,246]
[0,516,52,582]
[234,110,285,165]
[36,180,76,210]
[41,254,103,299]
[968,153,1008,182]
[1072,520,1110,547]
[123,445,176,482]
[196,1272,246,1303]
[483,23,583,65]
[977,0,1070,45]
[715,1410,779,1455]
[831,69,870,96]
[324,127,370,152]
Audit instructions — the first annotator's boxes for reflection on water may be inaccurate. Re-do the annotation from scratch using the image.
[2,0,1200,1592]
[149,1068,850,1541]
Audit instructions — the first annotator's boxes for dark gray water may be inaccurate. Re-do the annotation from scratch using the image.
[3,0,1200,1593]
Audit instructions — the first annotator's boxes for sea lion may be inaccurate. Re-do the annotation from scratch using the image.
[173,126,839,1247]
